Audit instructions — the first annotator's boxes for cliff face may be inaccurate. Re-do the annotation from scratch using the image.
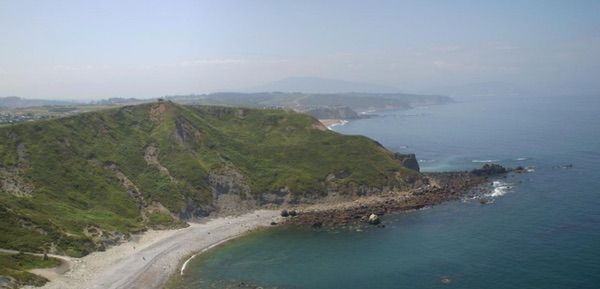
[395,153,420,172]
[0,102,420,256]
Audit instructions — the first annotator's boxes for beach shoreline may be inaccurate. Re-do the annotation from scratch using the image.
[24,210,280,289]
[318,118,348,129]
[25,166,508,289]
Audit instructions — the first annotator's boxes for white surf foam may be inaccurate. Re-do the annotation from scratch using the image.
[472,159,500,163]
[487,181,513,197]
[327,120,349,130]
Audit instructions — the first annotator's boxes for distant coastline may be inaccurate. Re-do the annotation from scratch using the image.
[318,118,349,129]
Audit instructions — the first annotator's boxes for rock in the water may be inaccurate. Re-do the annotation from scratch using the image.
[479,198,492,205]
[270,222,278,226]
[367,214,381,225]
[513,166,525,173]
[311,221,322,228]
[470,164,507,176]
[280,209,289,217]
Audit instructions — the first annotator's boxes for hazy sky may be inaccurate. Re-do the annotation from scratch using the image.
[1,0,599,99]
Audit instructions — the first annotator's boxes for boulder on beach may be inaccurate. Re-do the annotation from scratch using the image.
[367,214,381,225]
[280,210,289,217]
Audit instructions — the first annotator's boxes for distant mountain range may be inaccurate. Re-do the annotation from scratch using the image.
[249,77,400,93]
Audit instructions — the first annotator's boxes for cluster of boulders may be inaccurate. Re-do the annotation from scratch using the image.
[279,208,386,228]
[280,209,297,217]
[283,168,508,229]
[470,164,508,176]
[270,209,299,225]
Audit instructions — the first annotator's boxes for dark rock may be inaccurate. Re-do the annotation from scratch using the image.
[270,222,278,226]
[289,210,297,217]
[479,198,492,205]
[513,166,525,173]
[311,221,322,228]
[470,164,507,176]
[394,153,420,172]
[280,210,289,217]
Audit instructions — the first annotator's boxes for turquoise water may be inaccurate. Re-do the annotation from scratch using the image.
[175,96,600,289]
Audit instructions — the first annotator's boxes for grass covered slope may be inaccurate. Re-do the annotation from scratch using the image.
[0,253,61,287]
[0,101,418,256]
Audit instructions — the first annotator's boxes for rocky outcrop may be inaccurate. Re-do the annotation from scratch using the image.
[0,141,33,197]
[173,116,203,146]
[105,162,147,209]
[394,153,420,172]
[0,169,33,198]
[470,164,507,176]
[207,167,256,215]
[149,102,167,123]
[285,166,507,228]
[144,144,175,181]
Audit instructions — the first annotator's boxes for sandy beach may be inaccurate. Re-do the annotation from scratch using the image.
[25,210,280,289]
[318,119,348,129]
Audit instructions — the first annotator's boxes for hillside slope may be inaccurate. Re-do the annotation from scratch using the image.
[0,102,419,256]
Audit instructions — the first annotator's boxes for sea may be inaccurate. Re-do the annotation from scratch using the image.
[171,95,600,289]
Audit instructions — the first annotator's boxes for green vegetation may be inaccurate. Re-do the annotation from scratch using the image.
[147,211,184,229]
[0,102,417,257]
[0,253,61,287]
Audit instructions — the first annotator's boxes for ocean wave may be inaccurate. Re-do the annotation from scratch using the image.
[515,157,529,161]
[486,181,513,197]
[472,159,500,163]
[418,159,436,163]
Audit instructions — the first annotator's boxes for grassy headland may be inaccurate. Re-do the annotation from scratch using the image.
[0,101,418,258]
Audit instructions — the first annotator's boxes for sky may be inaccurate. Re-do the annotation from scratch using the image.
[1,0,599,99]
